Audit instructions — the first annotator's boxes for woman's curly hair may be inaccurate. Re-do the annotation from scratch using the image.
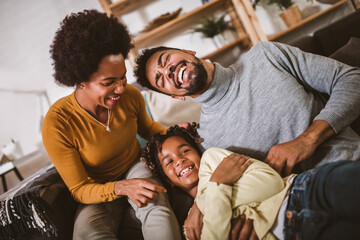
[50,9,133,87]
[141,123,203,187]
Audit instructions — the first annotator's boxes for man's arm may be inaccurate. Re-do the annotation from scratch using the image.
[261,42,360,174]
[264,42,360,133]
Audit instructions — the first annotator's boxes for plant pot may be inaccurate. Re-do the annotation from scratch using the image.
[212,34,227,48]
[280,5,302,28]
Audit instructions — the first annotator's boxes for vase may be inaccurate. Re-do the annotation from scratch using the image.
[279,5,302,28]
[212,34,227,48]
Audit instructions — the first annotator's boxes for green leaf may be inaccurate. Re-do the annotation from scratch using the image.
[191,13,234,38]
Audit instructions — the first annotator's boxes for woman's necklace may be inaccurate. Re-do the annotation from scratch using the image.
[83,108,111,132]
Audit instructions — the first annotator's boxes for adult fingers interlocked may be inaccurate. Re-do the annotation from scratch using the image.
[114,178,166,208]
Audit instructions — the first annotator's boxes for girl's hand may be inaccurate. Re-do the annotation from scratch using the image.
[210,154,253,186]
[114,178,166,208]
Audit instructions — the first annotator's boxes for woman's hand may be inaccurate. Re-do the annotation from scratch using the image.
[210,153,253,186]
[184,202,203,240]
[114,178,166,208]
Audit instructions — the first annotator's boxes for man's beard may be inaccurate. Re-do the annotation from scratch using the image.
[182,60,208,96]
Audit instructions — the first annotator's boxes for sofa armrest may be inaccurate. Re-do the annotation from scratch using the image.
[314,9,360,56]
[0,163,78,240]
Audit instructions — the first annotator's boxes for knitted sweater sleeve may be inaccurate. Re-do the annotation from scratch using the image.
[259,41,360,133]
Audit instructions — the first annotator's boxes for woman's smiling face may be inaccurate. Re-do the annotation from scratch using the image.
[157,136,201,193]
[81,54,127,111]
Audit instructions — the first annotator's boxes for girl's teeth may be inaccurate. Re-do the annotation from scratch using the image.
[180,166,193,177]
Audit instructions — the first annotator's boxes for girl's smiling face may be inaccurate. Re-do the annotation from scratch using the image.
[157,136,200,195]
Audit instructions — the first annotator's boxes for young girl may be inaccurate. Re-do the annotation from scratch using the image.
[141,125,360,240]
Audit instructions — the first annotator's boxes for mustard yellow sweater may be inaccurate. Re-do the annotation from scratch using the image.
[42,85,165,204]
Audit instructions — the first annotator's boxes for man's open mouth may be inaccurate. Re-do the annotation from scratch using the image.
[174,61,188,88]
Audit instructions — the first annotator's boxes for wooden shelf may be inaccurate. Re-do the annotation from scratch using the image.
[109,0,155,16]
[268,0,349,40]
[134,0,227,48]
[98,0,261,66]
[201,34,249,59]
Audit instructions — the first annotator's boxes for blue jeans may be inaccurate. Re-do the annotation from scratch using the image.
[284,160,360,240]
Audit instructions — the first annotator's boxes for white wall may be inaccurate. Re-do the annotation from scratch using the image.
[0,0,231,156]
[0,0,102,155]
[0,0,354,156]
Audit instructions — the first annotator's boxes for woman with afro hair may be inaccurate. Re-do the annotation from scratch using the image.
[42,9,181,240]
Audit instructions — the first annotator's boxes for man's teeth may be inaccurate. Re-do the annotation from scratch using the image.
[178,66,186,84]
[109,96,120,101]
[179,166,193,177]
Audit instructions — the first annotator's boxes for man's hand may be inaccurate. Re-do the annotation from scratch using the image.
[264,137,315,176]
[265,120,335,176]
[114,179,166,208]
[184,202,203,240]
[210,153,253,186]
[230,216,258,240]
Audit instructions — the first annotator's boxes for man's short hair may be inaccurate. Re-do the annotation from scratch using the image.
[134,46,180,93]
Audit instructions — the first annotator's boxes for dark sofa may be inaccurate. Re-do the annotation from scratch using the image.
[289,9,360,58]
[1,9,359,240]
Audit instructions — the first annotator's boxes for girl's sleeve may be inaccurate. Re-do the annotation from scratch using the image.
[196,148,284,240]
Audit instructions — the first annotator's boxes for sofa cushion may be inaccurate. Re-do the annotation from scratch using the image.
[144,90,202,128]
[314,9,360,56]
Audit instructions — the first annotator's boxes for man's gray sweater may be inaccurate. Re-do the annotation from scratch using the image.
[194,41,360,170]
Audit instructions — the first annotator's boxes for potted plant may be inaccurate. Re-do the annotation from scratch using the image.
[253,0,302,28]
[191,13,235,48]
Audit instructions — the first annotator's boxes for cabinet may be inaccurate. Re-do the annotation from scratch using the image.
[98,0,266,64]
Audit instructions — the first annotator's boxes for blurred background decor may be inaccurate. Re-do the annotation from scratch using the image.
[140,8,182,33]
[191,13,235,48]
[1,139,23,162]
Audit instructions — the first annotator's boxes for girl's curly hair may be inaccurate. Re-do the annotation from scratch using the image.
[141,123,203,187]
[50,9,133,87]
